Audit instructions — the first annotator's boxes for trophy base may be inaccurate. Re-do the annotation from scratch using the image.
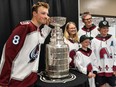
[39,71,76,83]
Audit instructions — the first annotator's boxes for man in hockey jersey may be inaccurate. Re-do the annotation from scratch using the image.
[91,20,116,87]
[0,2,51,87]
[78,12,99,40]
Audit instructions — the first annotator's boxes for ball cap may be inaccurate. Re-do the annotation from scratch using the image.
[99,20,110,28]
[80,35,90,43]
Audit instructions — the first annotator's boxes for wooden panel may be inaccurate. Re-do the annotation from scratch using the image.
[80,0,116,16]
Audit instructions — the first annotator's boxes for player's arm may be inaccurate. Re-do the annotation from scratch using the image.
[0,24,28,86]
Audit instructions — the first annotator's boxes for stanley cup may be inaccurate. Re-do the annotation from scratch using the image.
[46,17,69,78]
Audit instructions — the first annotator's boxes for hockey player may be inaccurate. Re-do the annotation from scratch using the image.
[91,20,116,87]
[0,2,51,87]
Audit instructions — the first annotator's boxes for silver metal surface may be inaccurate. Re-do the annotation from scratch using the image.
[46,17,70,78]
[39,71,76,83]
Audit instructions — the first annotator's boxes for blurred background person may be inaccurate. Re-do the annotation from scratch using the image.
[74,35,98,87]
[64,22,79,68]
[91,20,116,87]
[78,12,99,40]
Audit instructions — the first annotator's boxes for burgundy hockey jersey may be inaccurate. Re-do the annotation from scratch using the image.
[0,21,51,87]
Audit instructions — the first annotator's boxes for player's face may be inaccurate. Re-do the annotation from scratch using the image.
[81,39,90,48]
[83,15,92,26]
[36,6,49,25]
[67,23,77,35]
[99,27,109,36]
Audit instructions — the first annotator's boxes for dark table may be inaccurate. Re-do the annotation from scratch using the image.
[34,69,90,87]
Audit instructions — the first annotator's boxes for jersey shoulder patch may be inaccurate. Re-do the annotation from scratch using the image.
[20,20,31,25]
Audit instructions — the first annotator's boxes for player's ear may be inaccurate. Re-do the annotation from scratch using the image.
[33,11,37,17]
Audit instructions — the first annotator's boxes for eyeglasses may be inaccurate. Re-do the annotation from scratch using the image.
[83,18,92,21]
[68,28,77,29]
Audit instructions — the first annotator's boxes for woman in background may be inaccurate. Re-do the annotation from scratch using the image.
[64,22,79,68]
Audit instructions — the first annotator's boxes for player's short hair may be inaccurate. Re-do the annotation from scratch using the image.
[32,2,49,12]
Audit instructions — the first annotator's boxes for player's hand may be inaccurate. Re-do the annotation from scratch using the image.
[88,72,96,78]
[92,73,96,78]
[88,72,93,78]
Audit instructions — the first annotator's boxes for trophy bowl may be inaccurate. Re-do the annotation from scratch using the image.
[50,17,66,27]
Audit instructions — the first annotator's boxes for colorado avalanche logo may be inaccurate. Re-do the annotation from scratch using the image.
[99,47,112,59]
[29,44,40,63]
